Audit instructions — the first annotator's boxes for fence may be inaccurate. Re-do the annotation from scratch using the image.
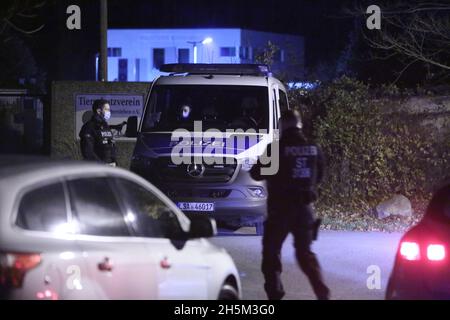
[0,89,50,155]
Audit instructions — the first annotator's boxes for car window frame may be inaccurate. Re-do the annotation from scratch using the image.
[64,174,134,238]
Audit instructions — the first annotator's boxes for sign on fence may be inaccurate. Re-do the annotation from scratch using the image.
[74,93,144,139]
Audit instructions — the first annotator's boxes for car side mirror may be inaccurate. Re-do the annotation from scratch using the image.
[125,116,138,137]
[187,215,217,239]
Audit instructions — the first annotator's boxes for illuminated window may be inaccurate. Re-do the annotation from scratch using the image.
[220,47,236,57]
[118,59,128,81]
[153,48,165,69]
[135,58,140,81]
[178,48,189,63]
[239,47,250,59]
[108,47,122,57]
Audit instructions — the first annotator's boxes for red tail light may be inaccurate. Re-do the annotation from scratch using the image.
[399,240,447,262]
[427,244,446,261]
[0,252,41,288]
[400,241,421,261]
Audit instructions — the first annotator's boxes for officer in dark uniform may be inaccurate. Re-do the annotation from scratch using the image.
[79,99,117,166]
[250,109,330,300]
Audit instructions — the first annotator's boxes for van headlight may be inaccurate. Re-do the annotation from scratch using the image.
[247,186,266,198]
[240,157,257,171]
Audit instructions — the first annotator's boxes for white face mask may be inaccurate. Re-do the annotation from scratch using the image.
[181,106,191,119]
[103,110,111,121]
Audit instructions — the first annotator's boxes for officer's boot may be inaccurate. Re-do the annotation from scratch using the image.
[297,251,330,300]
[263,272,285,300]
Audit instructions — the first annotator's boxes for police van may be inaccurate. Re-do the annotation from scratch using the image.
[129,64,290,234]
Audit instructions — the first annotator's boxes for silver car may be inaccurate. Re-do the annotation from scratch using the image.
[0,156,241,300]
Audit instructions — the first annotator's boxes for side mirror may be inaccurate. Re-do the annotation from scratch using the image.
[187,215,217,239]
[125,116,138,138]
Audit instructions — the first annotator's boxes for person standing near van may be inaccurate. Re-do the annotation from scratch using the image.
[79,99,117,166]
[250,109,330,300]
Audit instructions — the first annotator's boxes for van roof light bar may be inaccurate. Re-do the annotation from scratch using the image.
[160,64,271,76]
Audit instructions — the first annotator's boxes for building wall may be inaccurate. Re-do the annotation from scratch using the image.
[106,28,305,81]
[107,28,242,82]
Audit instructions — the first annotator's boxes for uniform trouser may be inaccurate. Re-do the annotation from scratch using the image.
[261,204,330,300]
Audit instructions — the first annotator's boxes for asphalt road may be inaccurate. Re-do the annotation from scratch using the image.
[211,229,403,300]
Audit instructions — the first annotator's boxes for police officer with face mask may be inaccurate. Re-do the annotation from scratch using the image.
[79,99,117,166]
[250,109,330,300]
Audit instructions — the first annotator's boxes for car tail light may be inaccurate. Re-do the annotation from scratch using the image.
[427,244,446,261]
[0,252,41,288]
[400,241,421,261]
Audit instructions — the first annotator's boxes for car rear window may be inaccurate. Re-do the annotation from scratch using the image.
[68,177,130,237]
[17,182,68,232]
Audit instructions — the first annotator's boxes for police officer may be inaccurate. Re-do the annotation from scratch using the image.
[79,99,117,166]
[250,109,330,300]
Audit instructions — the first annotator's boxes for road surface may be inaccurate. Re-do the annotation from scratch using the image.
[211,229,403,300]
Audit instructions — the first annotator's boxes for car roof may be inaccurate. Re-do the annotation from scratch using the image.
[0,156,140,190]
[0,155,101,179]
[0,156,192,244]
[155,74,285,88]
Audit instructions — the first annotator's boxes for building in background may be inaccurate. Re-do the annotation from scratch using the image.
[106,28,305,82]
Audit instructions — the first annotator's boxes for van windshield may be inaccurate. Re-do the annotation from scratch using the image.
[142,85,269,132]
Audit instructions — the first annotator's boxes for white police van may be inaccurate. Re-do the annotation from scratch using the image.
[129,64,289,234]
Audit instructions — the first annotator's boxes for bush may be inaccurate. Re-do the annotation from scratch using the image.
[289,76,449,214]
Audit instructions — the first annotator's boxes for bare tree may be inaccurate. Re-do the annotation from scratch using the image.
[345,1,450,82]
[0,0,46,39]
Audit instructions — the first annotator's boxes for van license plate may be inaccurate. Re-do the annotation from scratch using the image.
[177,202,215,212]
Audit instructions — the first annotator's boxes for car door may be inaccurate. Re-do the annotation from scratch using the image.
[14,180,86,300]
[113,176,211,299]
[66,176,158,300]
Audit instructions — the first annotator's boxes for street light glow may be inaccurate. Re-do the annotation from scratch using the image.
[193,45,198,64]
[188,37,213,63]
[202,37,213,45]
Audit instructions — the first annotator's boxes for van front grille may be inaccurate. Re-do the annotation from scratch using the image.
[154,157,237,183]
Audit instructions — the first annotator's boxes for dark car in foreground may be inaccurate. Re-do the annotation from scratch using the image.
[386,182,450,300]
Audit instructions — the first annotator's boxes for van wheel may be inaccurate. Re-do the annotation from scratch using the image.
[218,283,239,300]
[255,221,264,235]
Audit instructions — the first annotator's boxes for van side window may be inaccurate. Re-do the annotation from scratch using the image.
[115,178,184,239]
[17,182,68,232]
[272,89,278,129]
[68,177,130,237]
[279,90,289,113]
